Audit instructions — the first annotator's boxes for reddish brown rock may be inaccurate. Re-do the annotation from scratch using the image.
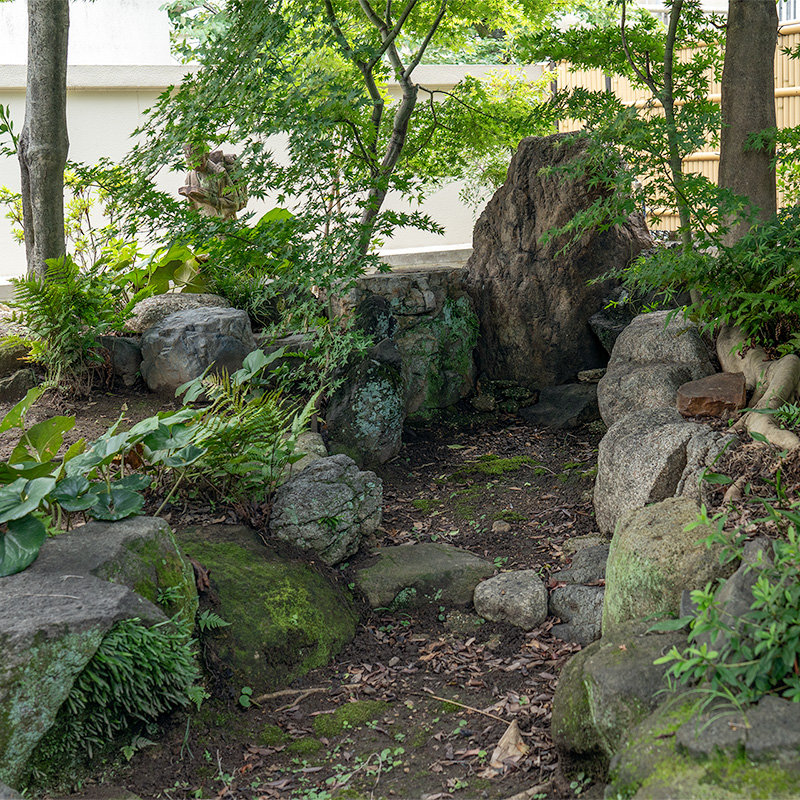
[464,133,652,388]
[677,372,747,418]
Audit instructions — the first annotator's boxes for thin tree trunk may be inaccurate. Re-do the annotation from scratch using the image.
[18,0,69,279]
[718,0,777,246]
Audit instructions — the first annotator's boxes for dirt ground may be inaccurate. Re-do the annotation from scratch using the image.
[5,387,609,800]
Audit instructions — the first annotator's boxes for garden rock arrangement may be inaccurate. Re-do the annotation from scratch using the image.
[551,309,800,795]
[597,309,715,427]
[0,517,196,788]
[465,132,652,389]
[327,268,479,465]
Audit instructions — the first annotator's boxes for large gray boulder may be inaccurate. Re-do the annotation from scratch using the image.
[269,454,382,566]
[356,543,494,610]
[0,518,195,789]
[139,307,256,397]
[602,497,734,635]
[594,408,736,536]
[464,133,652,389]
[126,292,231,334]
[598,310,715,427]
[472,570,548,629]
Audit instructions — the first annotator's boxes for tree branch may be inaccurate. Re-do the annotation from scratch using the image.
[620,0,660,96]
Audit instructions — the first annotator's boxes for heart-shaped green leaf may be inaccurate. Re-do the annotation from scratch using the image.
[0,514,47,576]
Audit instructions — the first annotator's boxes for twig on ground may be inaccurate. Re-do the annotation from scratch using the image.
[415,690,508,724]
[254,686,329,708]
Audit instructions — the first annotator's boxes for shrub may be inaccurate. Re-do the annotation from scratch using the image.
[654,502,800,706]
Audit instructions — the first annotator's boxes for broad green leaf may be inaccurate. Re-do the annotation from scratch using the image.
[111,474,153,491]
[142,423,195,453]
[0,514,47,576]
[15,415,75,462]
[159,444,206,468]
[50,475,99,512]
[0,385,47,434]
[89,487,145,521]
[0,461,57,483]
[0,477,56,523]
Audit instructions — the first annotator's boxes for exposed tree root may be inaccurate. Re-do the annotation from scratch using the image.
[717,325,800,450]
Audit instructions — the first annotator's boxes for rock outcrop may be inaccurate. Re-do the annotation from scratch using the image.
[465,133,652,388]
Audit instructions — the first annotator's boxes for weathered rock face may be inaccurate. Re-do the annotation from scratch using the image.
[598,310,715,427]
[0,517,195,789]
[594,408,736,536]
[331,268,478,416]
[549,544,609,645]
[97,335,143,388]
[472,570,548,629]
[126,292,231,334]
[140,307,256,397]
[176,524,357,695]
[355,543,494,610]
[464,133,652,388]
[551,620,686,764]
[325,338,405,468]
[269,454,382,566]
[602,497,734,635]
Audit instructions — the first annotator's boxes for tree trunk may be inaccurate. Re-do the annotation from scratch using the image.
[18,0,69,279]
[718,0,777,246]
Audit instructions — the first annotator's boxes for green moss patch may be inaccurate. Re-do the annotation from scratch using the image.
[286,737,325,755]
[312,700,390,738]
[450,454,541,480]
[176,525,358,694]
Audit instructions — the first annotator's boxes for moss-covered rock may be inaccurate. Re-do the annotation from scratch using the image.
[603,497,733,635]
[0,517,191,790]
[551,620,686,767]
[609,698,800,800]
[176,524,358,694]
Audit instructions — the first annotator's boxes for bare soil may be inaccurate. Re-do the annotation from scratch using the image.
[6,389,609,800]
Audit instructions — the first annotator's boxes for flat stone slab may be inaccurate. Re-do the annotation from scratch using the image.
[519,383,600,430]
[677,371,746,418]
[356,543,494,609]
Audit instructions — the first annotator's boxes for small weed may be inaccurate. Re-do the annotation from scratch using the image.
[493,556,509,569]
[570,772,591,796]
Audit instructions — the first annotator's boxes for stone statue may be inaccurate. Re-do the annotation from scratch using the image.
[179,144,248,220]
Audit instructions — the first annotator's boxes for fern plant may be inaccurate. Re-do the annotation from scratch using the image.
[178,348,318,503]
[11,255,123,393]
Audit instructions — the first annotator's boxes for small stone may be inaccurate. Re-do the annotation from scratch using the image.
[677,371,747,418]
[473,570,547,629]
[491,520,512,534]
[578,368,606,383]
